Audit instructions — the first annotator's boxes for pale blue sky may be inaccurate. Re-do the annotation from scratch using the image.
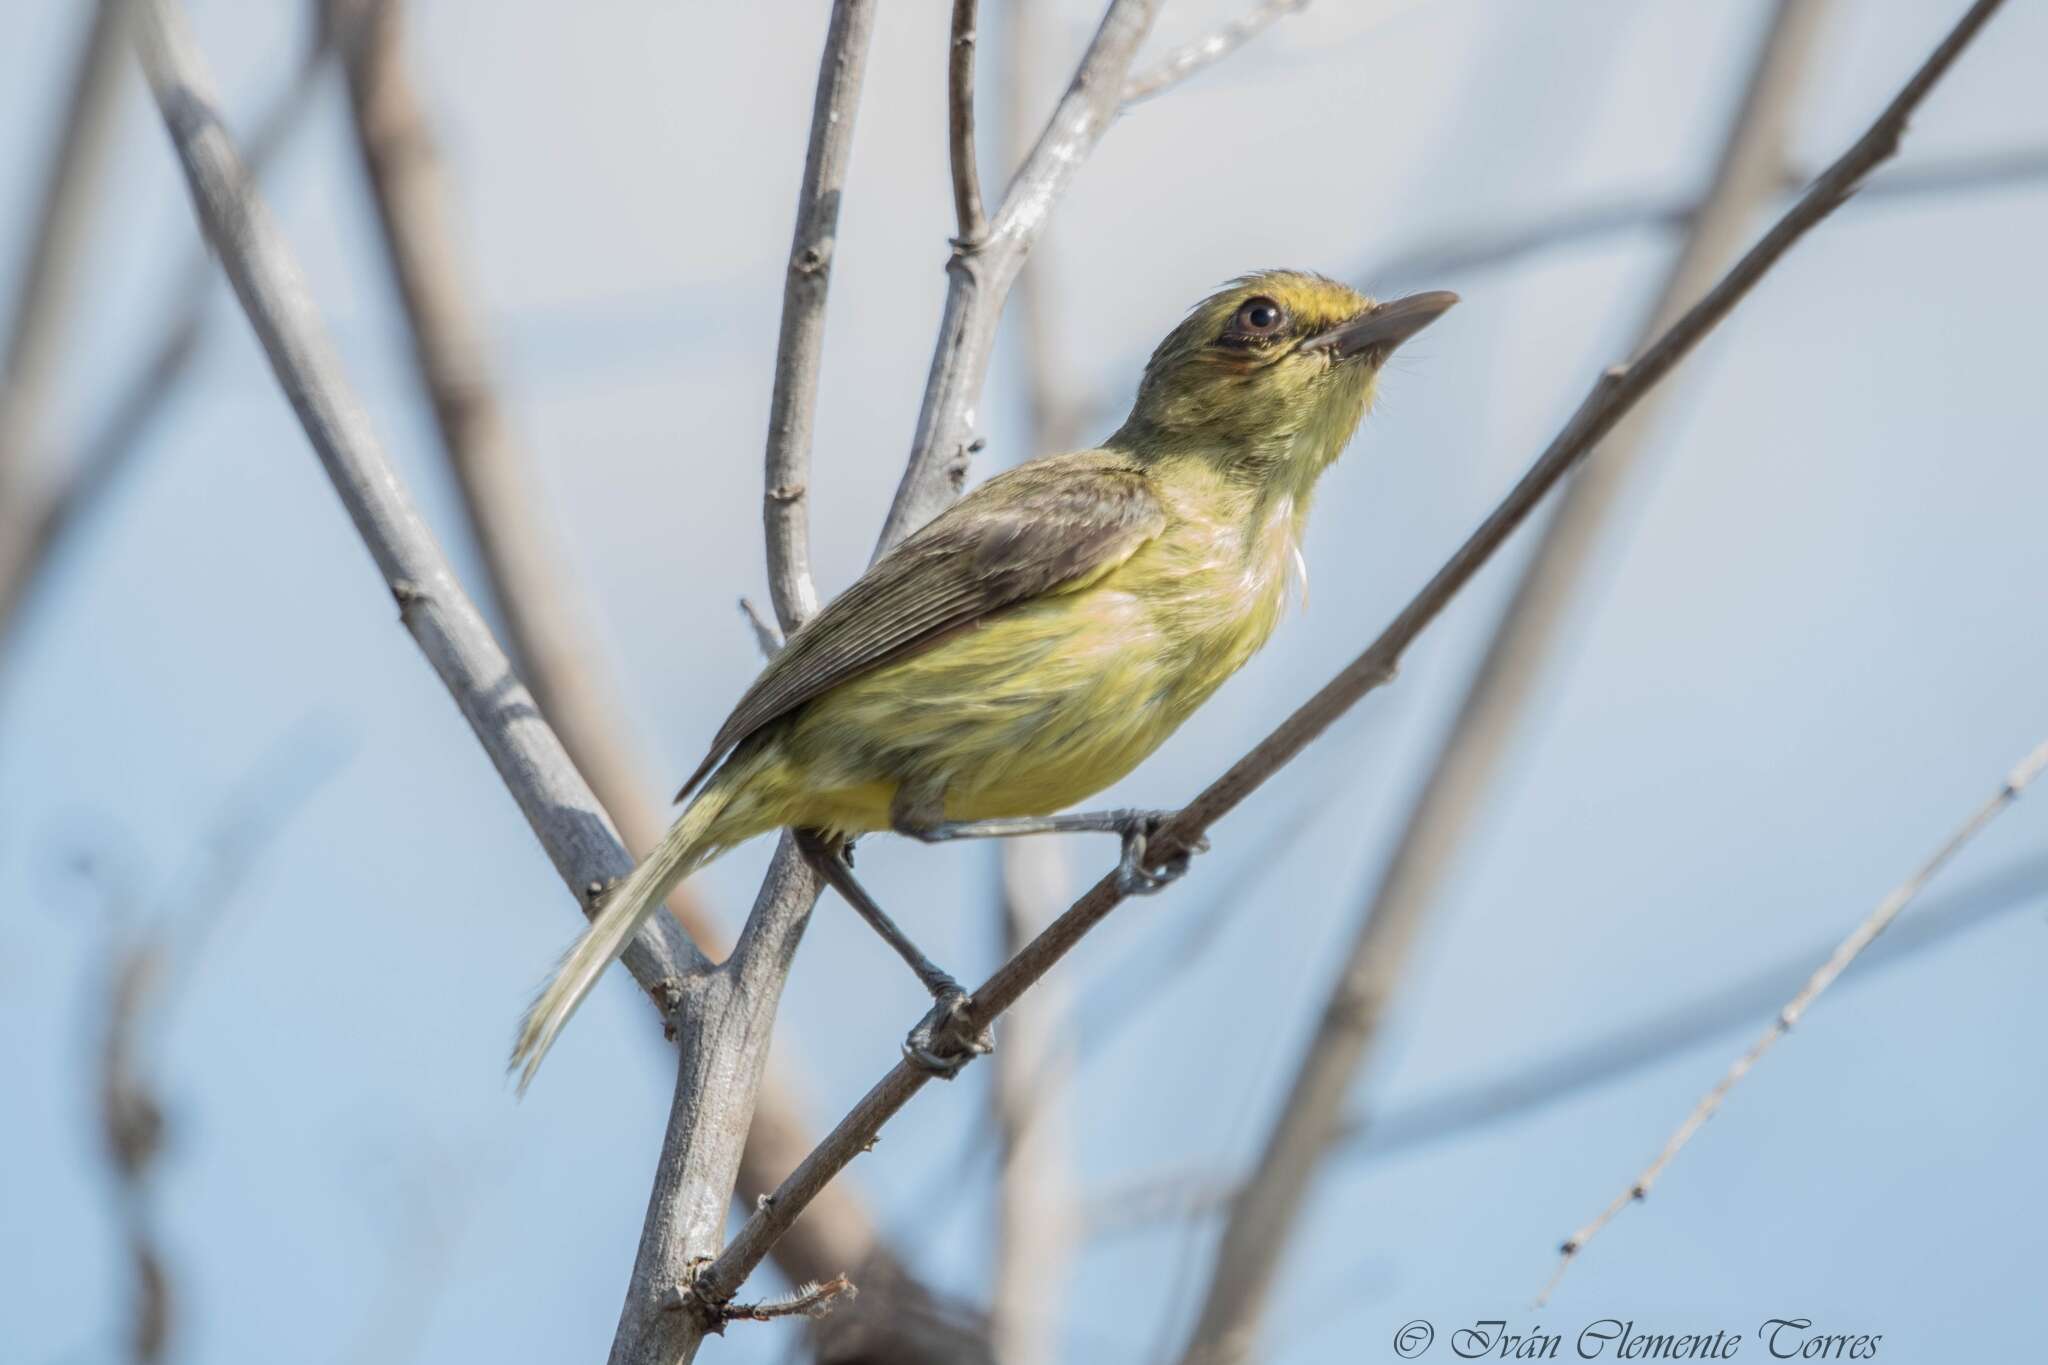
[3,1,2045,1362]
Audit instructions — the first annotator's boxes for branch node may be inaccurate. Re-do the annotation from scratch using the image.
[790,244,827,276]
[765,481,806,504]
[389,577,430,621]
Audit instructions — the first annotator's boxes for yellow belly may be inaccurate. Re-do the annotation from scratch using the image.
[707,462,1301,842]
[743,544,1289,837]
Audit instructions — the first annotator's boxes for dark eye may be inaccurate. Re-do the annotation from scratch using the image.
[1234,297,1285,336]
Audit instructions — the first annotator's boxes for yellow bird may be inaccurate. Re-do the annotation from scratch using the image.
[513,271,1456,1086]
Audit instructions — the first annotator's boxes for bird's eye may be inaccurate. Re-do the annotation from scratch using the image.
[1234,297,1285,336]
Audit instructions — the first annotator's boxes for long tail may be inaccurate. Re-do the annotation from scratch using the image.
[510,776,738,1091]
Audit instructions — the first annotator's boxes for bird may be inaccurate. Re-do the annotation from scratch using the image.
[511,270,1456,1089]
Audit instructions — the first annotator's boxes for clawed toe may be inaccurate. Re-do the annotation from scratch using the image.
[1113,812,1206,897]
[901,988,993,1078]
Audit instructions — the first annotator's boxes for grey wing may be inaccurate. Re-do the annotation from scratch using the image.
[674,453,1164,801]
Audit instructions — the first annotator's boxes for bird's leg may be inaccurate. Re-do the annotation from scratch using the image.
[894,807,1209,897]
[793,828,992,1077]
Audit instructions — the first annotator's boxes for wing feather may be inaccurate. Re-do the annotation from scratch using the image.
[675,452,1163,800]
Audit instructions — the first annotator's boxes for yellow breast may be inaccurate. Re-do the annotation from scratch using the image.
[764,459,1302,834]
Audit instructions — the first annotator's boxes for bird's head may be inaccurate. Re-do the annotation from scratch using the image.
[1118,270,1456,484]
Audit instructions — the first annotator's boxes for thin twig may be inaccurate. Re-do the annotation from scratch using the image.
[0,2,359,662]
[982,11,1079,1357]
[948,0,988,247]
[1177,3,1837,1356]
[0,0,137,651]
[988,13,1077,1357]
[134,0,708,1000]
[764,0,878,632]
[719,1274,858,1324]
[1121,0,1310,105]
[695,0,2005,1309]
[873,0,1161,553]
[1371,142,2048,292]
[89,722,346,1363]
[1080,849,2048,1239]
[1540,737,2048,1303]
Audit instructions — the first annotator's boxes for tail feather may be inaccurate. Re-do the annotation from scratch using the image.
[510,780,735,1091]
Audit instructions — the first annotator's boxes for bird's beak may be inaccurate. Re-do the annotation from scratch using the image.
[1304,289,1460,360]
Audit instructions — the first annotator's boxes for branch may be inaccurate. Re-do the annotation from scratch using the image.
[0,5,358,662]
[718,1273,857,1324]
[88,721,345,1363]
[0,0,136,651]
[989,15,1077,1359]
[1120,0,1309,105]
[328,3,932,1349]
[1178,1,1839,1355]
[1081,849,2048,1240]
[699,0,2007,1310]
[1541,737,2048,1302]
[764,0,879,632]
[133,0,709,1006]
[872,0,1161,553]
[332,0,691,903]
[606,8,944,1365]
[990,841,1079,1365]
[1371,144,2048,292]
[948,0,987,246]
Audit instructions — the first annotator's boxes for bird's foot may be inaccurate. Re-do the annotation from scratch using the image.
[901,982,993,1079]
[1113,810,1209,897]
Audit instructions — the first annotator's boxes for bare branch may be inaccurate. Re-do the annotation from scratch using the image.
[696,0,2007,1309]
[1082,849,2048,1239]
[134,0,709,1003]
[991,841,1079,1365]
[719,1273,858,1324]
[1343,851,2048,1162]
[1121,0,1309,105]
[607,7,973,1365]
[990,14,1077,1358]
[0,0,136,651]
[873,0,1162,553]
[0,7,358,660]
[328,5,931,1349]
[948,0,988,246]
[1541,737,2048,1302]
[1372,143,2048,291]
[332,0,697,910]
[765,0,879,631]
[1178,2,1838,1355]
[90,721,344,1363]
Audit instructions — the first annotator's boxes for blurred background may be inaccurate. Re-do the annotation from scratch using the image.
[3,0,2045,1361]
